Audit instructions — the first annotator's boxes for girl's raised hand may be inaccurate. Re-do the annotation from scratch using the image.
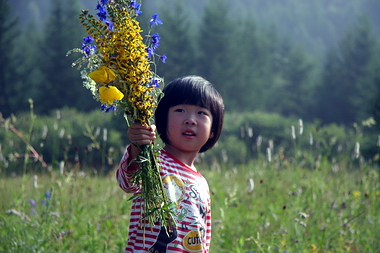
[127,123,157,163]
[128,123,156,147]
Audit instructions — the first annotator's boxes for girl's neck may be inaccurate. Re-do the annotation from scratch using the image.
[163,145,198,171]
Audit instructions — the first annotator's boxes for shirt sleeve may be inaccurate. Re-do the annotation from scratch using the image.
[116,144,141,193]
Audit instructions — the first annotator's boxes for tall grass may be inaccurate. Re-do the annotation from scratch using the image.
[1,159,379,252]
[205,161,380,252]
[0,108,379,252]
[0,173,130,252]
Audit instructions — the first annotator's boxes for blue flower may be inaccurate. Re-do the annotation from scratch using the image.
[45,190,51,200]
[150,14,163,27]
[100,0,108,4]
[148,79,160,88]
[41,190,51,205]
[105,19,114,31]
[83,36,94,44]
[82,43,96,56]
[150,33,160,49]
[100,104,117,113]
[160,54,167,63]
[146,47,154,57]
[96,3,107,21]
[82,36,97,56]
[130,1,142,15]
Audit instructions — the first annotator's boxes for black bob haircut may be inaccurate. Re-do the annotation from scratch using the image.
[155,75,224,153]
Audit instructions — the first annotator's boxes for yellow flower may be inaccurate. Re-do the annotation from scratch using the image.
[89,66,116,83]
[352,190,361,198]
[99,85,124,104]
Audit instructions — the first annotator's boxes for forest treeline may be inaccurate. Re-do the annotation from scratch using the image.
[2,0,380,128]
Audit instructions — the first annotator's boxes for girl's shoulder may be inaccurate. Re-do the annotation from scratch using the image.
[159,150,203,178]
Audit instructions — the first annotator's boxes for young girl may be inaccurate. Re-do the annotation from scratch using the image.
[116,75,224,253]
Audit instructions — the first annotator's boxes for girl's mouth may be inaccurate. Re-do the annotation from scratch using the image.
[183,131,195,136]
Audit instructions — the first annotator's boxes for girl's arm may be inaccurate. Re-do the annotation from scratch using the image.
[116,123,156,193]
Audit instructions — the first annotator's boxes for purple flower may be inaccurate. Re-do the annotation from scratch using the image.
[150,14,163,27]
[28,199,37,207]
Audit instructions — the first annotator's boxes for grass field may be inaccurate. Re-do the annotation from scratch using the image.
[1,157,379,252]
[1,109,379,252]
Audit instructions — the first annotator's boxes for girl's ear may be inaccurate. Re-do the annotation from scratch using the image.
[209,132,214,139]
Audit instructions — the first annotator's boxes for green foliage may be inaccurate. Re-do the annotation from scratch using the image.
[371,77,380,131]
[316,15,380,124]
[0,107,126,175]
[204,161,380,252]
[1,104,380,252]
[3,0,380,126]
[0,174,130,252]
[196,0,238,104]
[34,0,98,115]
[0,0,20,118]
[1,153,379,252]
[156,1,197,82]
[2,108,379,175]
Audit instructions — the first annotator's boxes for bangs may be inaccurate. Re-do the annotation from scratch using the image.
[165,80,212,110]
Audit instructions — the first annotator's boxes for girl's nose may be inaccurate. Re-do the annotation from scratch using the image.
[185,117,196,125]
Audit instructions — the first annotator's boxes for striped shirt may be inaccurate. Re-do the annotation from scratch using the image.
[116,146,212,253]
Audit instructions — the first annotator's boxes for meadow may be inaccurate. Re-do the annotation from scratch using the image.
[1,109,380,252]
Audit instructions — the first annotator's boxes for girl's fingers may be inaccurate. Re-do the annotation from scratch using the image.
[128,123,156,145]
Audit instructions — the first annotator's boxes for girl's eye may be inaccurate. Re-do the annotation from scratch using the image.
[198,111,207,115]
[175,108,185,113]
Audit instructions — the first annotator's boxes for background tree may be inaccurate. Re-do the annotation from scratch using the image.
[157,1,197,82]
[5,0,380,127]
[316,15,380,124]
[267,43,318,119]
[370,77,380,130]
[227,16,269,112]
[35,0,98,115]
[12,16,45,113]
[0,0,20,118]
[196,0,238,109]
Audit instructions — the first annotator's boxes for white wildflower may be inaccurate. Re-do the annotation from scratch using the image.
[354,142,360,159]
[256,135,262,147]
[298,119,303,135]
[59,161,65,175]
[267,147,272,163]
[103,128,108,142]
[291,125,296,140]
[247,127,253,138]
[247,178,254,193]
[33,175,38,189]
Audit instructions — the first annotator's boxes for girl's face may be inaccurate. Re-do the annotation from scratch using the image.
[166,104,213,155]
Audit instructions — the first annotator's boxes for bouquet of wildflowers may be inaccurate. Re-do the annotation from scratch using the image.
[68,0,172,229]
